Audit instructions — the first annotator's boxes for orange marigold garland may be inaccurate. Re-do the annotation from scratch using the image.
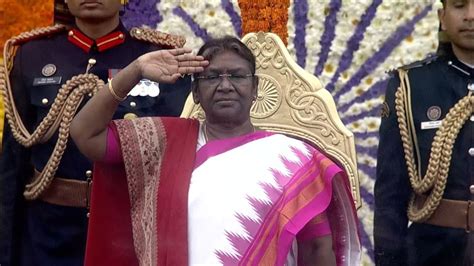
[238,0,290,45]
[0,0,54,53]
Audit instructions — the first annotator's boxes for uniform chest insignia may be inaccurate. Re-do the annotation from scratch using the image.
[426,106,442,121]
[41,64,57,77]
[128,79,160,97]
[381,102,390,118]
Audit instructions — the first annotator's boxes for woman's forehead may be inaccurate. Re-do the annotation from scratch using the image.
[205,51,251,71]
[204,64,249,73]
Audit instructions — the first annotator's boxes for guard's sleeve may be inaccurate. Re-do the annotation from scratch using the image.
[0,46,33,265]
[373,73,412,266]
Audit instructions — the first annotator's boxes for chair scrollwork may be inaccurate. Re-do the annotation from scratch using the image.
[181,32,361,208]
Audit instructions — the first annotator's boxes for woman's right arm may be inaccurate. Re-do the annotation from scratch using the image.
[70,48,208,161]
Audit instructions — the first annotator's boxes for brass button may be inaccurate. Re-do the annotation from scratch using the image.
[469,148,474,157]
[85,170,92,178]
[119,33,124,39]
[470,185,474,194]
[470,115,474,122]
[124,113,138,120]
[88,58,96,65]
[68,30,74,36]
[86,212,90,218]
[130,101,137,108]
[88,93,93,97]
[41,98,49,105]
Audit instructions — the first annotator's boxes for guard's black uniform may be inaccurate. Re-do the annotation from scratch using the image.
[0,23,191,266]
[374,47,474,266]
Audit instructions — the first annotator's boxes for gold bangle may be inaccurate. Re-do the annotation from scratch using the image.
[107,78,127,102]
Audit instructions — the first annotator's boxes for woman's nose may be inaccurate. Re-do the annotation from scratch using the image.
[216,75,234,91]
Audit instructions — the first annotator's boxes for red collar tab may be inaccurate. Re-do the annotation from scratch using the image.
[96,31,125,52]
[68,29,93,52]
[67,29,125,53]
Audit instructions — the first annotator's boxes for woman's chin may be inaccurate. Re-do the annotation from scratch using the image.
[208,111,245,124]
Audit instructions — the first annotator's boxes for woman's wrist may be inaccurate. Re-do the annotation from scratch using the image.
[107,78,127,102]
[110,59,143,98]
[126,59,143,87]
[134,54,146,81]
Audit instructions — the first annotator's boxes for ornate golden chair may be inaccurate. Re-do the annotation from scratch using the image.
[181,32,361,208]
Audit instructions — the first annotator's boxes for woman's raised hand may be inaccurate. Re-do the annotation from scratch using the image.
[136,48,208,83]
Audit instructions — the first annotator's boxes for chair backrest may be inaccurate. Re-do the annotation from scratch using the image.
[180,32,361,208]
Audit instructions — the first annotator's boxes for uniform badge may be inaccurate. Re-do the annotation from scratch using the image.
[381,102,390,118]
[41,64,57,77]
[426,106,441,121]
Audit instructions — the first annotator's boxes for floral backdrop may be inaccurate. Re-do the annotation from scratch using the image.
[1,0,441,264]
[124,1,441,264]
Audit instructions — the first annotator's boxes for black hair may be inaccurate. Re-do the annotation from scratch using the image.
[194,36,256,76]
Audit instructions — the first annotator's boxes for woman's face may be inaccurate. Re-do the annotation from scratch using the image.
[193,50,257,126]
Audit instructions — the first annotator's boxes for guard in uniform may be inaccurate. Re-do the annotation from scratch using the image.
[374,0,474,265]
[0,1,191,265]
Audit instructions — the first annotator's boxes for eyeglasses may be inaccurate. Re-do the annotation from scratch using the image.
[195,73,254,87]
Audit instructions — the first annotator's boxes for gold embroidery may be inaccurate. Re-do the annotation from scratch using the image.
[381,102,390,118]
[115,117,166,266]
[130,27,186,48]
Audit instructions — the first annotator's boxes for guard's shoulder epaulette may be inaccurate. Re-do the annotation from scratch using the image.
[130,27,186,49]
[8,24,68,46]
[399,53,438,71]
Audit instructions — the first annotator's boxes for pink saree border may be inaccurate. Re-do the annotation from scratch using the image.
[239,151,343,265]
[297,221,332,241]
[328,175,361,266]
[275,163,340,265]
[194,130,273,170]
